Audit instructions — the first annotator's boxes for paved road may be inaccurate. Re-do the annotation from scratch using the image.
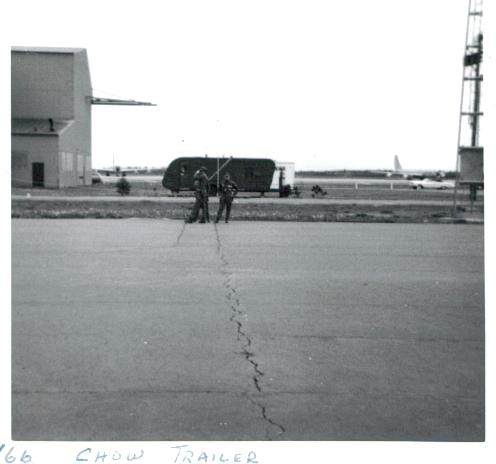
[11,220,484,441]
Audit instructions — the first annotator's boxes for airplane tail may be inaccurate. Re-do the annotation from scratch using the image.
[394,155,403,172]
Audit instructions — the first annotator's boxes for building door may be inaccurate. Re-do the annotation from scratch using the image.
[32,162,45,187]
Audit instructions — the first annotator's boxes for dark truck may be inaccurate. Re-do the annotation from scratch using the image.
[162,157,276,195]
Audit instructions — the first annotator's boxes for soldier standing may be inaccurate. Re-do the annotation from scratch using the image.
[186,166,209,223]
[215,173,238,223]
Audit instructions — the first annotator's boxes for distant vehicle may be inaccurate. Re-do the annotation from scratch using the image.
[91,170,102,184]
[162,157,276,194]
[92,167,161,185]
[92,171,127,185]
[409,178,455,190]
[91,167,136,184]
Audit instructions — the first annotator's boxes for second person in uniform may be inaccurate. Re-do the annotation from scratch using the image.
[215,173,238,223]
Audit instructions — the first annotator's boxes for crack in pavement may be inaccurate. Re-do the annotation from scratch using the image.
[214,224,285,439]
[174,221,187,246]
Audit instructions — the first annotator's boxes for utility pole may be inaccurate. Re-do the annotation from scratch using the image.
[469,32,483,147]
[453,0,483,215]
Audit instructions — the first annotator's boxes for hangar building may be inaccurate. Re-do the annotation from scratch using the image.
[11,47,93,188]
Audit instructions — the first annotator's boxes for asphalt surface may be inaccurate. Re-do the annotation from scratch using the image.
[11,219,484,441]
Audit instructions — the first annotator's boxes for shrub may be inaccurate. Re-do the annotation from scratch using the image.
[116,177,131,196]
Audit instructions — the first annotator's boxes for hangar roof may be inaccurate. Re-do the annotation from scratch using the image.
[12,118,74,136]
[11,46,86,54]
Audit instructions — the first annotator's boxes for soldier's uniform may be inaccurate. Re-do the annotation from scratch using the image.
[215,175,238,223]
[187,167,209,223]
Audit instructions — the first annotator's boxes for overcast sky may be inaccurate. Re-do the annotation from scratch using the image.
[6,0,479,170]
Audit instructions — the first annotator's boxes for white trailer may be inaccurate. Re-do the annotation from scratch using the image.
[270,161,295,191]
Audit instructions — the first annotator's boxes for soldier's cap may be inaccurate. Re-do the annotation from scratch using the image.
[200,166,207,172]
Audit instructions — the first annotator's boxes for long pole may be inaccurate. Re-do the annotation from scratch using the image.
[452,0,473,216]
[208,157,233,182]
[217,157,220,194]
[471,33,482,147]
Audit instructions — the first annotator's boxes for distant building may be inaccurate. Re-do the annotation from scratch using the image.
[11,47,92,188]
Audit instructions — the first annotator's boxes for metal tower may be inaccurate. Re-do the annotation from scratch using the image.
[453,0,483,211]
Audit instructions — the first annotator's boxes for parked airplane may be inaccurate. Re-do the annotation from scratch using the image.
[391,155,445,179]
[96,166,141,176]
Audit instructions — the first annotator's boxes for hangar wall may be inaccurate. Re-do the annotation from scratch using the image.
[59,123,92,187]
[71,49,92,186]
[11,51,75,119]
[12,135,60,188]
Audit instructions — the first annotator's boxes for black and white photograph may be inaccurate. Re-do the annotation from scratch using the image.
[2,0,494,462]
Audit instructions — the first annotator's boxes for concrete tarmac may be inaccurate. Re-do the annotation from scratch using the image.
[11,219,484,441]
